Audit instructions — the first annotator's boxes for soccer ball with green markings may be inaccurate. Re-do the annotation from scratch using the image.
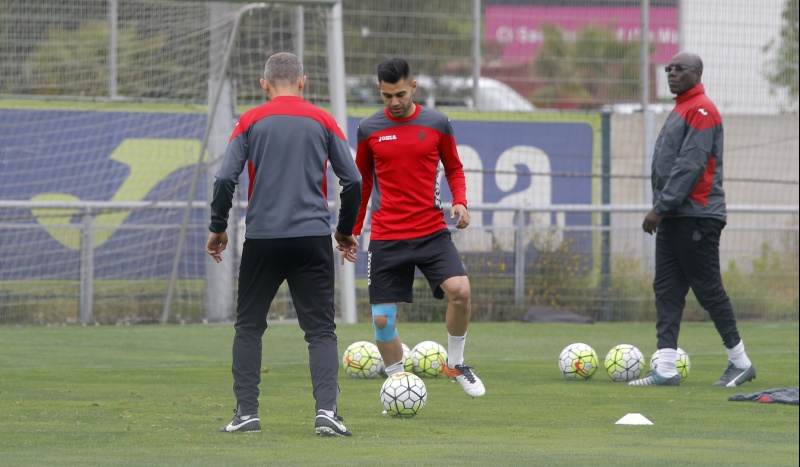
[604,344,645,382]
[410,341,448,378]
[401,342,414,373]
[379,371,427,417]
[558,343,598,381]
[650,347,691,380]
[342,341,382,379]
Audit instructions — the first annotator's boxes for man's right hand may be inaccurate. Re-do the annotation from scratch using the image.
[642,209,663,235]
[206,231,228,263]
[334,231,359,264]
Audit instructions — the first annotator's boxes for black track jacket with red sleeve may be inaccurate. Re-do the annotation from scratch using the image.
[209,95,361,239]
[353,104,467,240]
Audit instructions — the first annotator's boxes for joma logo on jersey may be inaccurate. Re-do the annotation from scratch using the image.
[378,135,397,142]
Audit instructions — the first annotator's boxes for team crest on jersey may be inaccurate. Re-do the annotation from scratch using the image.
[418,130,427,140]
[378,135,397,142]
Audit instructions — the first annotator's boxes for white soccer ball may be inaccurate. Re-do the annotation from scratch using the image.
[342,341,382,379]
[379,371,428,417]
[558,343,598,381]
[410,340,448,378]
[604,344,645,382]
[650,348,691,380]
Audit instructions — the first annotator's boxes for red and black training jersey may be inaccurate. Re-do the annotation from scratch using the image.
[353,104,467,240]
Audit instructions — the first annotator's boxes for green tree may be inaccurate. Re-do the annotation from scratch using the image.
[530,24,644,109]
[342,0,473,77]
[763,0,799,112]
[23,21,200,99]
[0,0,77,94]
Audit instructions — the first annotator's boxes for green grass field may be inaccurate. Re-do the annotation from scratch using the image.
[0,322,797,466]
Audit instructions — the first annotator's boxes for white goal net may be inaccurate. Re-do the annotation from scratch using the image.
[1,0,797,325]
[0,0,339,324]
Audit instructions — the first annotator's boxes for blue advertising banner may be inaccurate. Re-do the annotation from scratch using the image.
[0,109,597,279]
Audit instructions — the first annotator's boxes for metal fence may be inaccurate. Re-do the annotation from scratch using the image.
[2,0,797,113]
[1,200,796,325]
[0,0,798,325]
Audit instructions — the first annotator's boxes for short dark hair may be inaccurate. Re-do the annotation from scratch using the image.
[377,57,411,84]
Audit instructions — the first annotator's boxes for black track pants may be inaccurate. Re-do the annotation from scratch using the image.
[653,217,741,350]
[231,236,340,415]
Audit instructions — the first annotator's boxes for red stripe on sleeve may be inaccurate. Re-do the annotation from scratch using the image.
[247,160,255,202]
[440,133,467,207]
[689,156,715,206]
[353,139,374,236]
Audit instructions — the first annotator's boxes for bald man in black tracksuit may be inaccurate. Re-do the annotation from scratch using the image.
[207,52,361,436]
[629,52,755,388]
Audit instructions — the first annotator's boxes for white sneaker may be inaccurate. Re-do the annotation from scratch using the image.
[627,371,681,386]
[443,361,485,397]
[217,413,260,433]
[314,410,351,437]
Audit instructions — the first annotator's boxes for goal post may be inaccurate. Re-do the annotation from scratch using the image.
[0,0,354,326]
[2,1,796,326]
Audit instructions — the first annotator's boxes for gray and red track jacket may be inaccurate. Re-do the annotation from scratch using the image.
[652,83,727,222]
[209,95,361,239]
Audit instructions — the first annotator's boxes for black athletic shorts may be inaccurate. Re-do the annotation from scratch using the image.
[367,228,467,303]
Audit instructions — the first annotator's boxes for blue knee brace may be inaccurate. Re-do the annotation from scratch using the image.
[372,304,398,342]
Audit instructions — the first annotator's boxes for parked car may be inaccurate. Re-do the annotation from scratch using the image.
[346,75,535,112]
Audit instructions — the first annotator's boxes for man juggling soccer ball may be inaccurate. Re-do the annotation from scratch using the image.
[339,57,485,399]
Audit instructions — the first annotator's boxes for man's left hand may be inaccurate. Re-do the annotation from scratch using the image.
[451,204,470,229]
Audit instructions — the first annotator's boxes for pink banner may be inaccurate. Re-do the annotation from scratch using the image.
[485,6,678,63]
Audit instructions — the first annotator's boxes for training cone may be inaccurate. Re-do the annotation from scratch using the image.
[615,413,653,425]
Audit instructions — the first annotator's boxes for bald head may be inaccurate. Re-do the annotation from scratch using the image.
[672,52,703,72]
[666,52,703,96]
